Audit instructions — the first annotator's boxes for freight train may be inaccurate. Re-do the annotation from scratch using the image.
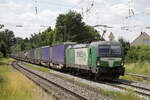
[12,41,125,80]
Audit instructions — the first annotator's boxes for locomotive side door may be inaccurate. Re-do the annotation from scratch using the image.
[88,46,97,68]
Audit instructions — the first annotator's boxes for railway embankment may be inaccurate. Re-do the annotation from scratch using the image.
[21,61,146,100]
[0,58,56,100]
[121,62,150,84]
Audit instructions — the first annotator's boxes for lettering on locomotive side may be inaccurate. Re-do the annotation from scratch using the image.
[76,50,87,62]
[77,51,84,57]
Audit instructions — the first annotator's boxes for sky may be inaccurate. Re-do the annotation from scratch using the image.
[0,0,150,42]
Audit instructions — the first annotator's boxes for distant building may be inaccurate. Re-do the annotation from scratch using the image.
[131,32,150,46]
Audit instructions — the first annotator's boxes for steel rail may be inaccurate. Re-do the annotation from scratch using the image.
[99,80,150,98]
[109,79,150,98]
[12,60,150,99]
[12,61,87,100]
[125,73,150,79]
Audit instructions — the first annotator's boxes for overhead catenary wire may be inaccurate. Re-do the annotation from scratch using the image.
[82,0,95,22]
[2,0,150,35]
[47,0,86,27]
[1,0,87,29]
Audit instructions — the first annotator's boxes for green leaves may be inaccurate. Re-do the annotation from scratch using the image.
[0,52,3,58]
[55,11,100,43]
[125,46,150,63]
[0,29,15,57]
[118,38,130,56]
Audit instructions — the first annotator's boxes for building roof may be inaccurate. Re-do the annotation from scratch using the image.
[131,32,150,46]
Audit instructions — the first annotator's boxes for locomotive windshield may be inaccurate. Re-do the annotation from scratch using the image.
[99,46,110,56]
[99,45,122,57]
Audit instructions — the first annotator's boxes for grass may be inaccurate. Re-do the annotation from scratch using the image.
[98,88,144,100]
[121,61,150,83]
[0,58,55,100]
[125,61,150,76]
[23,62,50,73]
[120,75,143,82]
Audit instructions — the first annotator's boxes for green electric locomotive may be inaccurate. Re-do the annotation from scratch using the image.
[66,41,125,80]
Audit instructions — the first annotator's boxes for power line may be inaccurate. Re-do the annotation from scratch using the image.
[39,1,73,8]
[48,0,86,27]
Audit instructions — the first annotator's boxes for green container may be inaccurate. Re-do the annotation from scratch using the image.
[66,48,75,66]
[88,46,97,68]
[34,48,41,60]
[21,51,24,58]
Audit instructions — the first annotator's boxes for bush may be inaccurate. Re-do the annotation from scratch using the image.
[125,46,150,63]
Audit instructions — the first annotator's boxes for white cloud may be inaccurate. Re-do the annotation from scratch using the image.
[66,0,82,4]
[94,0,104,3]
[110,4,128,16]
[0,1,62,38]
[65,0,150,42]
[66,0,105,5]
[144,7,150,14]
[0,0,150,42]
[80,1,150,42]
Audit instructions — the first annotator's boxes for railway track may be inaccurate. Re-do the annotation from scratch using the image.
[101,79,150,99]
[125,73,150,80]
[12,61,109,100]
[13,60,150,99]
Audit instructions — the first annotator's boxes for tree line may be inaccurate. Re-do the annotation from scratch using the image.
[0,27,15,57]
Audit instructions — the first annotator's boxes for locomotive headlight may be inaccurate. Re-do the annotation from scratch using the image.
[96,61,100,66]
[121,61,124,66]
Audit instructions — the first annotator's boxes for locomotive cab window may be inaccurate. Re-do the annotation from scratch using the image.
[99,45,110,56]
[99,45,122,57]
[110,46,121,57]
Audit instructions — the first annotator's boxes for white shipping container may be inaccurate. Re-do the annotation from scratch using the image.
[75,48,88,66]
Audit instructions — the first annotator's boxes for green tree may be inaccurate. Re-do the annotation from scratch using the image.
[125,46,138,63]
[55,11,100,43]
[0,29,15,56]
[125,46,150,63]
[0,41,6,57]
[0,51,3,58]
[118,38,130,56]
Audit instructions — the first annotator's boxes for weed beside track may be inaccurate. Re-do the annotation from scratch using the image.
[0,58,56,100]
